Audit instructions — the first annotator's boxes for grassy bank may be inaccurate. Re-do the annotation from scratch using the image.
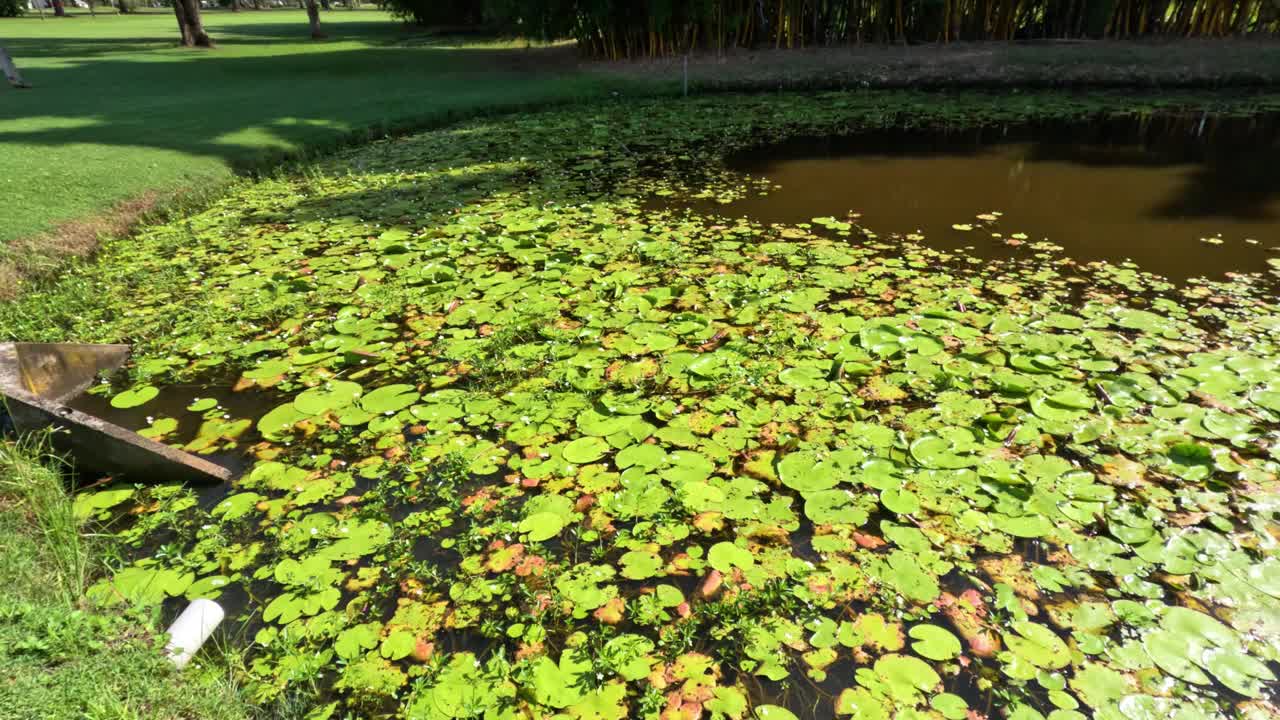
[0,9,641,291]
[0,439,253,720]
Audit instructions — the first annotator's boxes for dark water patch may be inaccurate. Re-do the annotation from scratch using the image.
[434,628,491,657]
[745,657,850,720]
[411,533,463,574]
[676,111,1280,282]
[67,382,272,475]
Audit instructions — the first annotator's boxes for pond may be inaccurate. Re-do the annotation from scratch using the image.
[690,112,1280,281]
[25,92,1280,720]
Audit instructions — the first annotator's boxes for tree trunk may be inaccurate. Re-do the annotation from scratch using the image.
[52,0,66,16]
[173,0,215,47]
[319,0,330,10]
[231,0,240,12]
[173,0,193,45]
[1,46,31,88]
[306,0,325,38]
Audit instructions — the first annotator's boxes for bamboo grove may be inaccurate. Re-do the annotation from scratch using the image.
[391,0,1280,56]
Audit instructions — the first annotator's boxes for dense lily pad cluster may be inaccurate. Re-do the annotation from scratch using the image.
[30,91,1280,720]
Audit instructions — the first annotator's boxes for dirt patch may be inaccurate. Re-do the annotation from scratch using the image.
[0,193,162,301]
[593,38,1280,91]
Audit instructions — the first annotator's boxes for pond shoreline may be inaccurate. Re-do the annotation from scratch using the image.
[5,38,1280,300]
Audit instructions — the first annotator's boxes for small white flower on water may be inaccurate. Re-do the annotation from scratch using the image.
[310,527,319,535]
[341,527,349,534]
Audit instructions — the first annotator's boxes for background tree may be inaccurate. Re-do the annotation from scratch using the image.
[378,0,483,26]
[0,0,23,17]
[377,0,1278,56]
[306,0,326,38]
[172,0,215,47]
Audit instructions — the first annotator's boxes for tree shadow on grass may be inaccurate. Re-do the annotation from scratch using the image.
[0,36,604,173]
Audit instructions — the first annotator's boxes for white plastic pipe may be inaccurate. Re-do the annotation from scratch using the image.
[164,598,225,669]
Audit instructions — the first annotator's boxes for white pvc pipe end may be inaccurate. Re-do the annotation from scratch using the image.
[164,598,225,669]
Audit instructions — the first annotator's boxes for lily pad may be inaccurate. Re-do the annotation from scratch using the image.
[110,385,158,409]
[908,624,961,661]
[563,436,610,464]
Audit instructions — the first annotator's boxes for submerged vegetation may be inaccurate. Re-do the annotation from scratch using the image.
[5,90,1280,720]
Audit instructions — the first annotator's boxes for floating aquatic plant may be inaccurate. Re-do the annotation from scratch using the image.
[41,90,1280,720]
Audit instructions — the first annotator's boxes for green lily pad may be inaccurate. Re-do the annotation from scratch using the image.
[708,541,754,572]
[186,397,218,412]
[619,550,664,580]
[778,451,839,492]
[294,380,363,416]
[520,511,568,542]
[1005,621,1070,669]
[563,436,609,464]
[110,385,158,409]
[909,624,961,660]
[360,383,420,414]
[756,706,798,720]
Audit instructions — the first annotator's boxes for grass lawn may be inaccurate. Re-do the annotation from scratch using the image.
[0,441,260,720]
[0,9,643,261]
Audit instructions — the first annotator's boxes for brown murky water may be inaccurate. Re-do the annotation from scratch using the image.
[696,113,1280,281]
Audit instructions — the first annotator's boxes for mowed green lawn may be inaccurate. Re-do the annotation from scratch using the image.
[0,9,642,247]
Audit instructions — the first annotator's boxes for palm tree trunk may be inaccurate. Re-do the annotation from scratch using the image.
[1,46,31,88]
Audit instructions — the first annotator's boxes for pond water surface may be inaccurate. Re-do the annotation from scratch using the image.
[691,112,1280,281]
